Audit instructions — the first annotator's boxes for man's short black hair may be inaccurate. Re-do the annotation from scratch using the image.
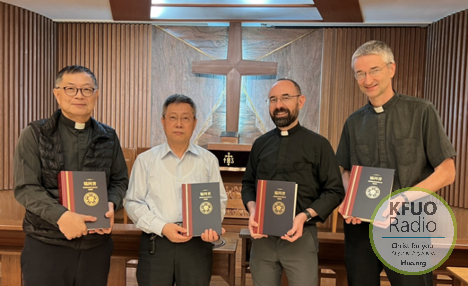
[55,65,98,89]
[162,94,197,119]
[276,78,302,95]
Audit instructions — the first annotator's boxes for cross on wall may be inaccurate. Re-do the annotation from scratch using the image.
[192,22,278,133]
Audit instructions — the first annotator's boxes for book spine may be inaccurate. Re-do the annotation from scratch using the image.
[293,184,298,220]
[182,184,193,236]
[59,171,76,212]
[254,180,266,235]
[58,172,64,205]
[344,165,362,216]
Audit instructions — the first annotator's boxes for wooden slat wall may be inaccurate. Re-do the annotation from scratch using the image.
[0,2,56,191]
[56,23,153,149]
[320,27,427,150]
[426,9,468,208]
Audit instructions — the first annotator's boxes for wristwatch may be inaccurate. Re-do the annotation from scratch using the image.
[303,210,312,222]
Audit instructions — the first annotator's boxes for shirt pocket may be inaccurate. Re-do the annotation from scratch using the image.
[257,157,276,179]
[351,144,373,166]
[283,162,314,186]
[391,138,416,166]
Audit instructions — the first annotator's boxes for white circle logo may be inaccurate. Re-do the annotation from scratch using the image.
[370,187,456,275]
[366,186,381,199]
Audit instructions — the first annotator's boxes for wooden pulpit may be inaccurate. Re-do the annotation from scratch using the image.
[207,142,252,232]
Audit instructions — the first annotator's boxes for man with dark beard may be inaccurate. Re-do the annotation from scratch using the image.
[241,79,345,286]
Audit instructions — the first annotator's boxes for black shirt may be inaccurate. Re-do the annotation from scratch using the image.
[14,114,128,226]
[336,92,456,190]
[241,123,345,224]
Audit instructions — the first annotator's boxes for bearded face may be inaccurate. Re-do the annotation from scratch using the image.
[270,103,300,128]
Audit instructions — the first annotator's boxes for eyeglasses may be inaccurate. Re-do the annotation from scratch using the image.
[165,115,194,124]
[267,95,300,105]
[55,86,96,97]
[354,63,391,80]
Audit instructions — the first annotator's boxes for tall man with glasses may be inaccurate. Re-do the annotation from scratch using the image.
[336,40,456,286]
[14,65,129,286]
[125,94,227,286]
[242,79,345,286]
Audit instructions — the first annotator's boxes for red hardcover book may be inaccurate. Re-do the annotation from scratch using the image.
[339,165,395,222]
[58,171,110,230]
[253,180,297,237]
[182,182,222,237]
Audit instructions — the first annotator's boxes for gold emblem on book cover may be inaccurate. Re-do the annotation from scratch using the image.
[366,186,380,199]
[272,201,285,215]
[84,192,99,206]
[200,202,213,215]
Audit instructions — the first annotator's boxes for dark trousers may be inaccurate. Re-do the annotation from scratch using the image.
[21,235,113,286]
[137,232,213,286]
[250,225,319,286]
[344,222,433,286]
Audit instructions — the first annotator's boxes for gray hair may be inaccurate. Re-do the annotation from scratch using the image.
[351,40,395,69]
[162,94,197,119]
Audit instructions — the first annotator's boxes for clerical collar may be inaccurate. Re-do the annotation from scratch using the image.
[275,122,301,137]
[370,92,400,114]
[60,114,91,130]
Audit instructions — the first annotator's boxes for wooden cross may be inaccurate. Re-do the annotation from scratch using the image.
[192,22,277,133]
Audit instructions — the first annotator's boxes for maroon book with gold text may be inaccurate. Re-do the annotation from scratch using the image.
[339,165,394,222]
[58,171,110,230]
[253,180,297,237]
[182,182,222,237]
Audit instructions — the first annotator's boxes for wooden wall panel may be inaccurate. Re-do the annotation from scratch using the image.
[56,23,153,149]
[426,9,468,208]
[320,27,427,150]
[0,2,55,219]
[0,2,56,192]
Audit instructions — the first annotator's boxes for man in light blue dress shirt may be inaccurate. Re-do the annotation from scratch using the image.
[124,94,228,286]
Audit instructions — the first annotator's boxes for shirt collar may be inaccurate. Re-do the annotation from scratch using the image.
[370,91,400,114]
[275,122,301,137]
[59,113,91,130]
[162,142,200,158]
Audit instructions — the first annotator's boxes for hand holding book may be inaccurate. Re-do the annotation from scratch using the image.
[88,202,115,235]
[57,211,97,240]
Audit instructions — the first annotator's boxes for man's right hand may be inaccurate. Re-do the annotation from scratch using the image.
[338,202,362,225]
[344,217,362,225]
[57,211,97,240]
[248,211,268,239]
[162,223,192,243]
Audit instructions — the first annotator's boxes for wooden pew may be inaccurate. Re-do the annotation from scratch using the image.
[0,221,238,286]
[447,267,468,286]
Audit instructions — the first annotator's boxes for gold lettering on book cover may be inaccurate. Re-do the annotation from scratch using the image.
[83,179,98,190]
[200,202,213,215]
[84,192,99,206]
[272,201,285,215]
[366,173,383,199]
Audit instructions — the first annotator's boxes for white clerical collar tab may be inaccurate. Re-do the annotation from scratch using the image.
[374,106,384,113]
[281,130,289,136]
[75,122,85,130]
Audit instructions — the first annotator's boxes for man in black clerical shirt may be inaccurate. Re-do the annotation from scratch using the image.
[241,78,345,286]
[336,40,456,286]
[14,65,128,286]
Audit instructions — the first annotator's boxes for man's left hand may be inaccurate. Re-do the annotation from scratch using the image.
[201,228,226,242]
[281,212,308,242]
[89,202,114,235]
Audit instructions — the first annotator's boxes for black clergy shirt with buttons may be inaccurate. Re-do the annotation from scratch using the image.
[241,123,345,225]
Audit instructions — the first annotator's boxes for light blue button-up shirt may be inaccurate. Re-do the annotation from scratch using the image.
[124,142,227,236]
